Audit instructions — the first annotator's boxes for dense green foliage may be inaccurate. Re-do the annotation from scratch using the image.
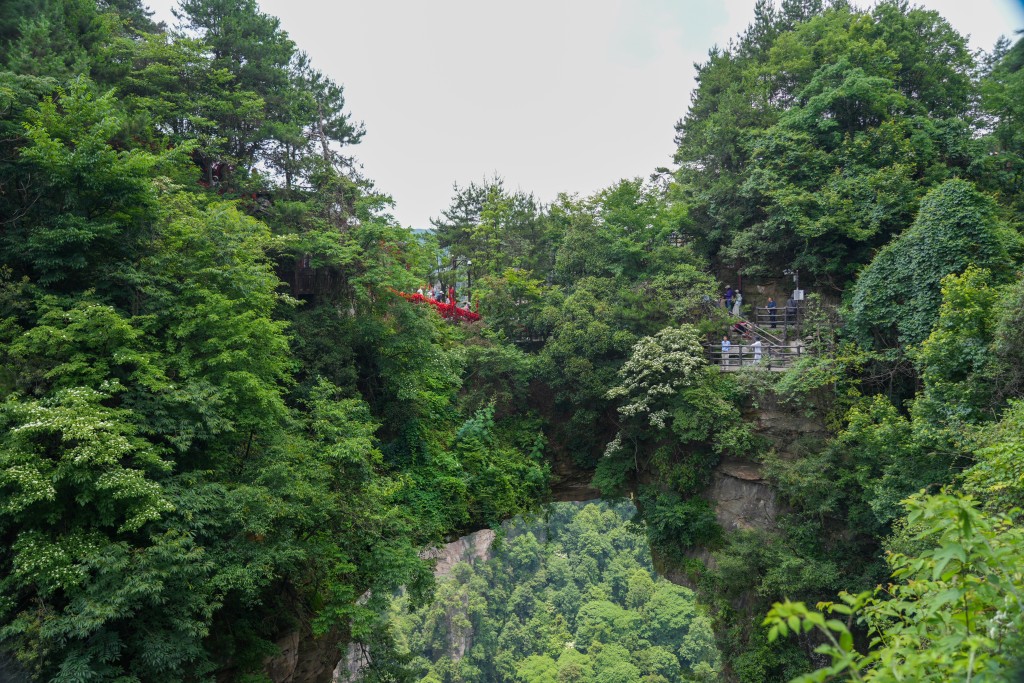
[389,502,721,683]
[3,0,1024,681]
[846,180,1020,349]
[673,0,981,280]
[766,492,1024,682]
[0,2,546,680]
[753,264,1024,682]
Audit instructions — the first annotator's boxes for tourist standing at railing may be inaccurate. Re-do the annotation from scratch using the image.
[753,338,762,363]
[767,297,777,328]
[786,297,797,325]
[724,286,734,311]
[721,336,731,367]
[732,291,742,317]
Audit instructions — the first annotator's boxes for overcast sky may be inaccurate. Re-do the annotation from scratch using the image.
[145,0,1024,229]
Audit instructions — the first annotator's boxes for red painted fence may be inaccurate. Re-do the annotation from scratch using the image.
[393,290,481,322]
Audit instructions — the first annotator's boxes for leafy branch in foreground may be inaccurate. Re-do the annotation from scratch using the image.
[765,492,1024,682]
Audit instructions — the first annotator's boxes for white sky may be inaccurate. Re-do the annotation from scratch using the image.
[145,0,1024,229]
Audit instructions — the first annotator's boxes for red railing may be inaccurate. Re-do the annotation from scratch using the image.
[393,290,481,322]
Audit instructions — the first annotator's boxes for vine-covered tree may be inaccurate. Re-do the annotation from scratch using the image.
[846,179,1020,350]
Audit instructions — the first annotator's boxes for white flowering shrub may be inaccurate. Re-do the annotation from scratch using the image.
[606,326,706,429]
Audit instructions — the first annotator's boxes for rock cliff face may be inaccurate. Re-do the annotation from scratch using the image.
[263,625,344,683]
[659,398,827,597]
[706,459,778,531]
[701,398,827,533]
[335,643,371,683]
[422,528,497,578]
[752,402,829,461]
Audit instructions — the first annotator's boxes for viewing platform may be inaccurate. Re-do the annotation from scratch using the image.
[708,299,809,372]
[393,289,481,322]
[704,342,804,372]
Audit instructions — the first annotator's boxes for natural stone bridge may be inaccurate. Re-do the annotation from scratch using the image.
[265,372,828,683]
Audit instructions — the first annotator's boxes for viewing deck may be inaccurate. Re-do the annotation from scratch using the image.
[708,300,809,372]
[393,290,481,322]
[704,343,804,372]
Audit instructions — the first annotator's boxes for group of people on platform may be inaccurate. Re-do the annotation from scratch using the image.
[416,284,471,309]
[722,287,798,329]
[717,284,804,367]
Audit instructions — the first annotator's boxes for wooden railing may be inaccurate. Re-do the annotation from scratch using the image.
[748,304,803,337]
[704,343,804,371]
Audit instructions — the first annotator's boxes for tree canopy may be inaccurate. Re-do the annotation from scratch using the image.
[1,1,1024,682]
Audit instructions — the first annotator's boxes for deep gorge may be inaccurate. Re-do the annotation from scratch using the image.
[1,1,1023,682]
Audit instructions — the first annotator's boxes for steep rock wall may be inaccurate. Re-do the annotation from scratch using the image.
[704,397,827,531]
[706,459,778,532]
[421,528,498,578]
[262,624,343,683]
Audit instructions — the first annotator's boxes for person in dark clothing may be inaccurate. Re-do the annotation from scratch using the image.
[786,297,797,325]
[724,286,734,311]
[767,297,777,328]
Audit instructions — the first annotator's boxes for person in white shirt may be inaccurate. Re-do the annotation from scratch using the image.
[753,338,762,363]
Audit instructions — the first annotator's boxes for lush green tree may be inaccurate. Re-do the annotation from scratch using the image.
[103,31,263,176]
[2,79,181,296]
[433,177,551,278]
[0,185,302,678]
[911,267,1002,442]
[766,492,1024,682]
[552,180,688,284]
[989,274,1024,402]
[846,179,1019,350]
[537,276,640,466]
[388,503,721,683]
[475,268,562,343]
[973,36,1024,215]
[674,1,976,280]
[959,400,1024,515]
[599,326,754,518]
[516,654,560,683]
[1,0,121,80]
[173,0,294,168]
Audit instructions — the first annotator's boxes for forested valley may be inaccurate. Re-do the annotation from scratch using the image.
[388,502,720,683]
[0,1,1023,682]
